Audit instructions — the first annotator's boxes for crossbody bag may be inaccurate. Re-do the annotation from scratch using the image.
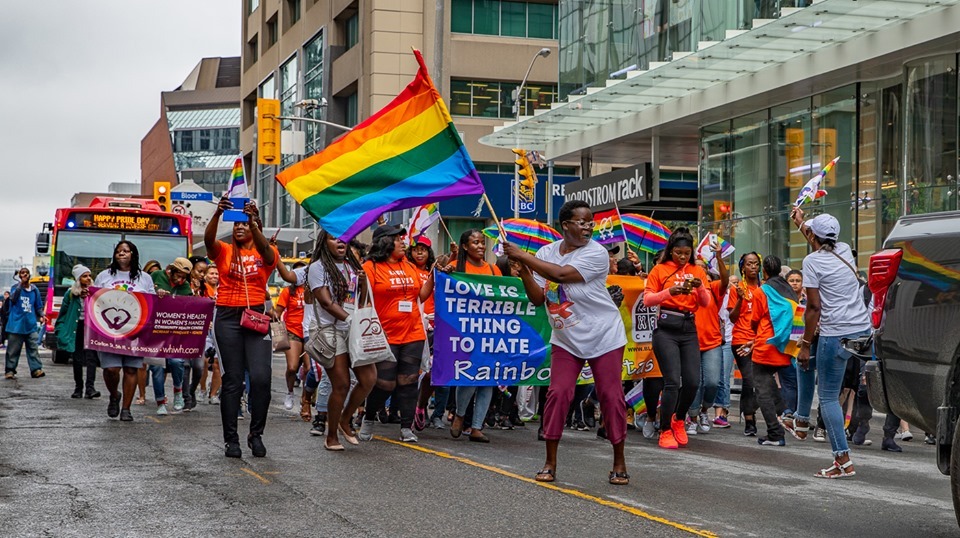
[235,243,271,334]
[827,249,871,308]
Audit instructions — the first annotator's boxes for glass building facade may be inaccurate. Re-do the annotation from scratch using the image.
[558,0,811,98]
[166,107,240,195]
[701,54,960,270]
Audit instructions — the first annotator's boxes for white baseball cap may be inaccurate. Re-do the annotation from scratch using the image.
[805,214,840,241]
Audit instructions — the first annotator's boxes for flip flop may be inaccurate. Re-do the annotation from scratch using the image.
[534,468,555,482]
[608,471,630,485]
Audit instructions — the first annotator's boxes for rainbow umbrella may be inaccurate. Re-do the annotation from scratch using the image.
[620,213,670,254]
[482,218,561,254]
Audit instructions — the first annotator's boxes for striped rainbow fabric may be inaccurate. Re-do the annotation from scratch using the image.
[226,155,248,198]
[620,213,670,254]
[276,50,484,240]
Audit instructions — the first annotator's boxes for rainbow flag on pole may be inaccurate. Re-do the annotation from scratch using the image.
[624,383,646,416]
[408,203,440,244]
[225,154,249,198]
[276,50,484,240]
[592,208,625,245]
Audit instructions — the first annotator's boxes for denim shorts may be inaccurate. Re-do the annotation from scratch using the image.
[98,351,144,369]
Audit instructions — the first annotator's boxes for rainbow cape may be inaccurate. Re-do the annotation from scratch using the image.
[226,155,249,198]
[592,208,626,245]
[761,277,803,356]
[276,50,484,240]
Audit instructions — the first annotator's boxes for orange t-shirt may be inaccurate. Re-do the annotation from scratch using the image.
[751,287,793,367]
[413,266,435,318]
[729,281,759,345]
[462,261,502,276]
[644,261,710,313]
[363,259,426,345]
[695,280,724,351]
[212,241,279,308]
[277,286,305,338]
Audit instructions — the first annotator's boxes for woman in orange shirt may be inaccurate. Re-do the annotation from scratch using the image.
[729,252,762,436]
[357,225,435,443]
[643,227,711,449]
[276,261,308,412]
[688,247,729,435]
[204,198,278,458]
[447,229,502,443]
[409,237,447,432]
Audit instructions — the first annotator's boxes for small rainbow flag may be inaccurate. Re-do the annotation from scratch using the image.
[794,156,839,207]
[695,232,736,274]
[624,383,646,416]
[408,203,440,244]
[276,50,484,241]
[592,208,625,245]
[226,155,248,198]
[621,213,670,254]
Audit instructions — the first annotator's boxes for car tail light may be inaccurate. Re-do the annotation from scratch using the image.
[868,249,903,329]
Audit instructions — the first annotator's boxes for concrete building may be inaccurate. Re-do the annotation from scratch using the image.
[141,57,241,198]
[241,0,576,242]
[482,0,960,270]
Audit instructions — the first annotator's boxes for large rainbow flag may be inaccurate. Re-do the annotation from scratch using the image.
[276,50,484,240]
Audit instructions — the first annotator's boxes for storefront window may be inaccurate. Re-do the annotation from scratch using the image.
[905,55,958,216]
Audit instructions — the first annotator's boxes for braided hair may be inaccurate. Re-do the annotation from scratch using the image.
[312,231,362,304]
[738,251,762,275]
[455,229,484,273]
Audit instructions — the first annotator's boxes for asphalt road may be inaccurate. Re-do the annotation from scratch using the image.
[1,350,956,537]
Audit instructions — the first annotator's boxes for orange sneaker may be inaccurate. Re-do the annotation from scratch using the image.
[659,429,679,449]
[671,419,689,447]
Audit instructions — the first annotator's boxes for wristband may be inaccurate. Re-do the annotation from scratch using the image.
[344,315,352,325]
[800,338,811,346]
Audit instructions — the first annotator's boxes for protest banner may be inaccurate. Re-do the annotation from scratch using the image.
[432,271,551,386]
[578,275,661,383]
[83,287,215,360]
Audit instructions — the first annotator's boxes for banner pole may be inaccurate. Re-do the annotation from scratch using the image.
[482,193,508,240]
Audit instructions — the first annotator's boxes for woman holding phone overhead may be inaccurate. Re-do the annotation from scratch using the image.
[204,197,278,459]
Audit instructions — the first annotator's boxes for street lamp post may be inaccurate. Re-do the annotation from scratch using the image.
[512,47,551,218]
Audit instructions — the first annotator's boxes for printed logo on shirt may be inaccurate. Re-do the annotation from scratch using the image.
[230,254,266,279]
[544,281,579,330]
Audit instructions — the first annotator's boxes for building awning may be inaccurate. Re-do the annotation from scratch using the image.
[479,0,960,159]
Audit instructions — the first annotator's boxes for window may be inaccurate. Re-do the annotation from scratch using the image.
[257,164,273,226]
[449,79,557,119]
[279,56,299,167]
[345,13,359,50]
[451,0,558,39]
[245,35,259,69]
[267,15,278,47]
[287,0,301,27]
[303,31,324,155]
[249,0,259,14]
[259,75,276,99]
[346,92,358,127]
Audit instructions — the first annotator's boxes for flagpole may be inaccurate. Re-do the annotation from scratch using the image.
[481,193,508,240]
[612,199,632,257]
[438,215,453,245]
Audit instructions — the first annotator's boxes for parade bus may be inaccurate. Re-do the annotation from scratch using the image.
[39,197,192,354]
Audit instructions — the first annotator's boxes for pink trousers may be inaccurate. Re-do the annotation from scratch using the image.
[541,345,627,445]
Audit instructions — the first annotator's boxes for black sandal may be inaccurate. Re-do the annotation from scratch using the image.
[608,471,630,485]
[535,468,556,482]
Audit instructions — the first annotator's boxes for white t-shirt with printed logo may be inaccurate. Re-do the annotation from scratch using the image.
[533,240,626,358]
[307,260,357,331]
[94,269,156,294]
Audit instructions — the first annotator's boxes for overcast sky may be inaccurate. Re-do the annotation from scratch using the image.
[0,1,238,264]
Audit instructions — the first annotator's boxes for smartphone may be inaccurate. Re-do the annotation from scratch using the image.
[223,197,251,222]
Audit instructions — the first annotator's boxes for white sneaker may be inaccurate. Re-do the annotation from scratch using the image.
[430,416,445,429]
[642,417,657,439]
[198,389,207,402]
[901,430,914,442]
[358,419,375,441]
[399,428,418,443]
[698,412,712,434]
[284,392,295,410]
[172,393,185,412]
[156,404,168,416]
[208,396,220,405]
[686,419,698,436]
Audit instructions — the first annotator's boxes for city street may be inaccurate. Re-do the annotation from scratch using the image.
[1,351,956,537]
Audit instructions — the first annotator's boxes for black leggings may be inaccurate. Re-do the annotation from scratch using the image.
[733,345,758,418]
[365,340,424,429]
[72,324,97,392]
[651,319,700,432]
[753,363,785,441]
[215,306,273,445]
[644,377,664,421]
[181,358,204,399]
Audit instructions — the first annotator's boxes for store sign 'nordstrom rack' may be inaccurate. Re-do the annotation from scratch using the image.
[564,163,653,210]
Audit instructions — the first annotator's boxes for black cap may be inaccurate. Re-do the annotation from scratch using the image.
[604,244,621,255]
[372,224,404,243]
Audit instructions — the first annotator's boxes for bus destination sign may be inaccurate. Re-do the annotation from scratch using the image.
[72,212,176,233]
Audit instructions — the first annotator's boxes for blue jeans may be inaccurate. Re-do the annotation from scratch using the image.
[150,359,185,404]
[690,346,723,415]
[796,348,818,421]
[430,386,451,420]
[815,330,869,457]
[456,386,494,429]
[4,332,42,375]
[714,343,734,409]
[778,361,798,416]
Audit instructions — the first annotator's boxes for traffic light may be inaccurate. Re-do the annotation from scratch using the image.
[513,148,537,200]
[153,181,171,212]
[257,98,281,165]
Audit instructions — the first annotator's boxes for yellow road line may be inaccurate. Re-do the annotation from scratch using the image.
[145,416,170,424]
[374,436,717,538]
[240,467,272,485]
